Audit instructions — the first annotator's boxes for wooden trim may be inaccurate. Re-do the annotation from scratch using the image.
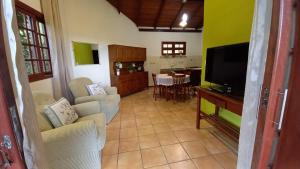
[135,0,142,26]
[15,0,44,20]
[139,28,202,32]
[257,0,294,168]
[154,0,166,28]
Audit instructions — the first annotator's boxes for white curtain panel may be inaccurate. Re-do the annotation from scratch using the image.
[1,0,49,168]
[41,0,74,101]
[237,0,273,168]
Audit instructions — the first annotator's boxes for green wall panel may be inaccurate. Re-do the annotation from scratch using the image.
[73,42,94,65]
[200,0,255,127]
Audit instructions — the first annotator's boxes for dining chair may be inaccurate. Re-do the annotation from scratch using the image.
[152,73,161,100]
[172,74,186,101]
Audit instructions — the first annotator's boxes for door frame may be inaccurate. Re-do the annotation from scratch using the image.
[0,2,27,168]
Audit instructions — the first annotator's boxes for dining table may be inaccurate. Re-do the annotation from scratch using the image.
[156,73,190,86]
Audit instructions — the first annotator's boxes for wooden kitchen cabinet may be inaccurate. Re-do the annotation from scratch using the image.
[109,45,148,97]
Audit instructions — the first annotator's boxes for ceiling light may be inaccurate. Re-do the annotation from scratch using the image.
[179,20,187,27]
[182,13,188,21]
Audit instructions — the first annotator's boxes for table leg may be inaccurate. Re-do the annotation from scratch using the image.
[196,91,201,129]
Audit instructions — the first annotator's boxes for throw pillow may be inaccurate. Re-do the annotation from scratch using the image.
[86,83,107,96]
[44,98,78,128]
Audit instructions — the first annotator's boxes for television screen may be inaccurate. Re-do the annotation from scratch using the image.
[205,42,249,96]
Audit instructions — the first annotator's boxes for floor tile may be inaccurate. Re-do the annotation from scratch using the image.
[120,127,138,139]
[202,137,229,154]
[107,129,120,141]
[157,132,179,145]
[102,155,118,169]
[162,144,190,163]
[121,120,137,128]
[169,160,197,169]
[139,134,161,149]
[141,147,167,168]
[174,130,200,142]
[119,139,140,153]
[153,124,171,133]
[193,156,224,169]
[107,121,121,129]
[117,151,143,169]
[182,141,209,158]
[213,152,237,169]
[138,125,155,136]
[103,140,119,155]
[148,165,170,169]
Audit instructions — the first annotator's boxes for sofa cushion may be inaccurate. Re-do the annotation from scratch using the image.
[86,83,107,96]
[36,105,54,131]
[77,113,106,149]
[69,77,93,98]
[45,98,79,128]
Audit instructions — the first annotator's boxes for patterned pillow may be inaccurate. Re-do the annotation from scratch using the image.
[44,98,78,128]
[86,83,107,96]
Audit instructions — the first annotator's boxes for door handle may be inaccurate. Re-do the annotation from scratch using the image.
[0,150,11,169]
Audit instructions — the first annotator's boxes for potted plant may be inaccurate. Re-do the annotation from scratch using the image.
[128,63,136,73]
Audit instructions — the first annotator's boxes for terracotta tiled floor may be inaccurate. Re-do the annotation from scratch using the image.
[102,89,237,169]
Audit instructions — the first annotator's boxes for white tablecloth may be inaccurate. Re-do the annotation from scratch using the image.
[156,74,190,86]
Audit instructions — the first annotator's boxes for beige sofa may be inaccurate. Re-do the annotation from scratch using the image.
[33,92,106,169]
[69,77,120,123]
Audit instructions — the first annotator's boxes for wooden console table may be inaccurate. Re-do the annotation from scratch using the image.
[196,87,243,142]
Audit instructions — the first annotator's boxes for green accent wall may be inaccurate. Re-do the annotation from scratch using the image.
[73,42,94,65]
[201,0,255,127]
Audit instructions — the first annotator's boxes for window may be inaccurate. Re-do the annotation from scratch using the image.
[16,1,53,82]
[161,42,186,56]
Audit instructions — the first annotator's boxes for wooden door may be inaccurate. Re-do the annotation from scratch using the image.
[0,10,27,169]
[252,0,297,168]
[272,1,300,168]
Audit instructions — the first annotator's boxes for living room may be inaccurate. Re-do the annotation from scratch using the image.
[1,0,300,169]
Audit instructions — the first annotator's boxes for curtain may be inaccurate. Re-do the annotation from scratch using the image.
[41,0,73,101]
[1,0,49,168]
[237,0,273,168]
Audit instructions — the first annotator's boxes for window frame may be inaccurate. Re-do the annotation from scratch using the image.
[16,1,53,82]
[161,41,186,56]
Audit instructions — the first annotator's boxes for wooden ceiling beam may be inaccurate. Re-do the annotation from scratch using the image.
[170,2,185,29]
[154,0,166,28]
[117,0,122,13]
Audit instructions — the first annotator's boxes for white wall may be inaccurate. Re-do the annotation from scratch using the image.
[59,0,202,86]
[19,0,55,96]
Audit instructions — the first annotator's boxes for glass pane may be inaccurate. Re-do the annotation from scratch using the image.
[41,48,49,59]
[163,50,167,54]
[19,29,28,44]
[33,61,40,73]
[25,61,33,75]
[28,31,35,44]
[163,44,168,48]
[22,45,30,59]
[167,44,172,48]
[40,36,47,47]
[179,44,184,48]
[175,44,180,48]
[44,61,51,72]
[16,12,26,27]
[168,50,172,54]
[175,50,179,54]
[30,46,37,59]
[180,50,184,54]
[38,22,46,34]
[25,15,32,29]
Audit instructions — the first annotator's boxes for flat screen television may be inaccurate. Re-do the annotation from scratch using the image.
[205,42,249,96]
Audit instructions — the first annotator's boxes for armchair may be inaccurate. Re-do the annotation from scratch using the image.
[68,77,120,123]
[33,92,106,169]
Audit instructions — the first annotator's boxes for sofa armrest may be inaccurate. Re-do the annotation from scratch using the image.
[75,95,106,104]
[72,101,101,117]
[104,86,118,95]
[41,121,101,169]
